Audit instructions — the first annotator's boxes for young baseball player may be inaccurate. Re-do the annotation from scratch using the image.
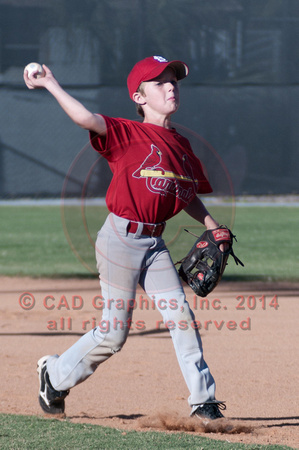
[24,55,226,421]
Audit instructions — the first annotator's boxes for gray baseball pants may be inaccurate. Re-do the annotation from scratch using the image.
[47,213,216,408]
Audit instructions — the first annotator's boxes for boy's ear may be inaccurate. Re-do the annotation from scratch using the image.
[132,91,146,105]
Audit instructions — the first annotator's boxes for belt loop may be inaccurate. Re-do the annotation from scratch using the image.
[136,222,144,237]
[127,221,143,238]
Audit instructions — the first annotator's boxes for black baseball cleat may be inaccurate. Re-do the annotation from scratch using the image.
[192,401,226,420]
[37,355,69,414]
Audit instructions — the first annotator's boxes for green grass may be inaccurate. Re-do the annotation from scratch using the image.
[0,206,86,277]
[0,204,298,281]
[0,414,292,450]
[225,206,299,282]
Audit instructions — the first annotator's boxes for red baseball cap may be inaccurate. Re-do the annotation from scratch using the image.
[127,55,189,99]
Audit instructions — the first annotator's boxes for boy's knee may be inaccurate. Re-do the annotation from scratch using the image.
[109,332,128,352]
[94,325,128,353]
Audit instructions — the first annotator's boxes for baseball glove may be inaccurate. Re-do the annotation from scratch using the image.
[178,225,243,297]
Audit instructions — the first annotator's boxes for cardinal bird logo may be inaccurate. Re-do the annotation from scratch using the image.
[132,144,198,202]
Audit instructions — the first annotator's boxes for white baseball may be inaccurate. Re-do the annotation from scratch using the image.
[24,62,45,79]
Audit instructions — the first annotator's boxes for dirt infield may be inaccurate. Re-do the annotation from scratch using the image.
[1,277,298,448]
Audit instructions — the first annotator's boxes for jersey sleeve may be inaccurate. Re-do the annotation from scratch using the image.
[89,116,131,162]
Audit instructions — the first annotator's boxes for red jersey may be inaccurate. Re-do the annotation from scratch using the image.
[90,116,212,223]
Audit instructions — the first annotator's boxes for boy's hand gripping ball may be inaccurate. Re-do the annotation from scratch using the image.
[24,62,45,79]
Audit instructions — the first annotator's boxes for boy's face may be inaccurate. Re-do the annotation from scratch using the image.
[139,67,180,117]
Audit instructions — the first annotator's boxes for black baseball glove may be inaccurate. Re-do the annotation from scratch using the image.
[178,226,244,297]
